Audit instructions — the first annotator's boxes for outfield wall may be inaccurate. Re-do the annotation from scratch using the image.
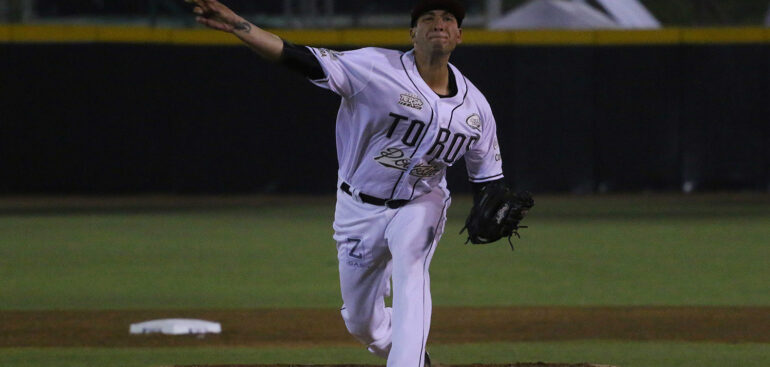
[1,26,768,194]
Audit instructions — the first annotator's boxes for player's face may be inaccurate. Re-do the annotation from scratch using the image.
[410,10,463,55]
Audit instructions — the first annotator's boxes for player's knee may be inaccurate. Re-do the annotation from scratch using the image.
[342,317,377,343]
[340,307,379,343]
[345,321,375,342]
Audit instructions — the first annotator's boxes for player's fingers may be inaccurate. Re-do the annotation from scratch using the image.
[197,0,218,14]
[193,4,218,19]
[194,7,217,20]
[186,0,209,15]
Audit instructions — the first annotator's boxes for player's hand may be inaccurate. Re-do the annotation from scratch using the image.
[185,0,251,34]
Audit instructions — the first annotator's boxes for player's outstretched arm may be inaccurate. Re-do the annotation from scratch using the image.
[185,0,283,62]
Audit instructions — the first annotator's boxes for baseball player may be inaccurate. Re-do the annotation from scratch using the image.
[186,1,515,366]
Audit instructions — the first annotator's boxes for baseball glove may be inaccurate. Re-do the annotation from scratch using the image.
[460,185,534,250]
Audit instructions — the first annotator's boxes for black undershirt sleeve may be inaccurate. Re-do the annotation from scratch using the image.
[279,40,325,80]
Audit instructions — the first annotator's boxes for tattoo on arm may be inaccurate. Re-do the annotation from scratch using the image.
[234,22,252,32]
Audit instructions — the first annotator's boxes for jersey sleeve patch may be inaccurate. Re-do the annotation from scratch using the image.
[464,99,503,182]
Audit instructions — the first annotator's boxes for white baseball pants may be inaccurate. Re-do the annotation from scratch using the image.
[333,184,450,367]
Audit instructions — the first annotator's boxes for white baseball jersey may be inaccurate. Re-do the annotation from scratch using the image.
[307,47,504,200]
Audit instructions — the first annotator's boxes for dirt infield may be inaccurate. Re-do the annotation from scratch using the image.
[1,306,767,348]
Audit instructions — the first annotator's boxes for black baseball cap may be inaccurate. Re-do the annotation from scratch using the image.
[411,0,466,27]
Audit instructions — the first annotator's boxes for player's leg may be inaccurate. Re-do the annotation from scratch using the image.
[384,188,451,367]
[333,190,396,358]
[338,259,394,358]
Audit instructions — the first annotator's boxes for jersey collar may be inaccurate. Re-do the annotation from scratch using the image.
[402,49,466,104]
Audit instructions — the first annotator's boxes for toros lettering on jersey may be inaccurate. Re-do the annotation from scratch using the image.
[387,112,480,164]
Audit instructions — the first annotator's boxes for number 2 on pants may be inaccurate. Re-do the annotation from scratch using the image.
[347,238,363,259]
[345,238,369,268]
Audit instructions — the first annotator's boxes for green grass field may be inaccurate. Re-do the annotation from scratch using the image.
[1,193,768,366]
[2,342,769,367]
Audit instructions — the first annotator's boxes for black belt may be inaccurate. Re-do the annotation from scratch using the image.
[340,182,410,209]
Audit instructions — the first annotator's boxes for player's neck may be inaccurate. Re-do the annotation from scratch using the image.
[414,49,451,96]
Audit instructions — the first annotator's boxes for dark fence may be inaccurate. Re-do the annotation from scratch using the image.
[1,43,768,194]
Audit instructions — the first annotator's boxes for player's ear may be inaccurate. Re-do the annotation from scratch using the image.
[457,28,463,44]
[409,28,416,40]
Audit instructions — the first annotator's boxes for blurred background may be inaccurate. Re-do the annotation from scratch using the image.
[1,0,769,195]
[1,4,769,367]
[2,0,770,27]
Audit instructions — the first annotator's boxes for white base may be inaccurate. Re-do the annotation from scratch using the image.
[129,319,221,335]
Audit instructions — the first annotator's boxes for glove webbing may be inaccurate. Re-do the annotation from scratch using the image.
[459,224,527,251]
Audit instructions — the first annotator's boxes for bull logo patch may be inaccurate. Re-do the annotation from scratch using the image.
[466,114,482,131]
